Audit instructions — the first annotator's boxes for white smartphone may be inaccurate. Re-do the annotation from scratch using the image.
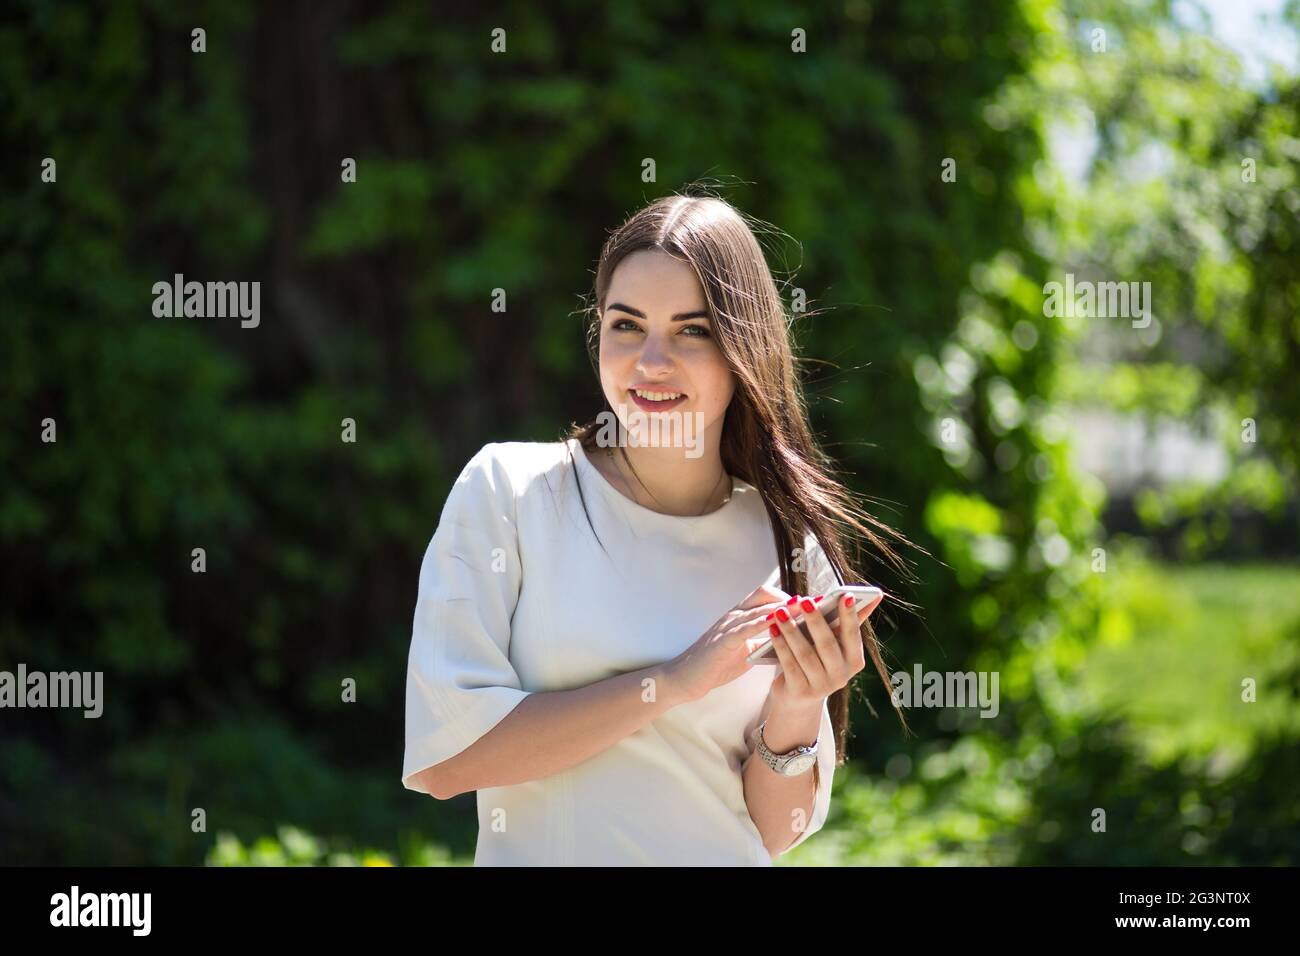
[745,585,883,664]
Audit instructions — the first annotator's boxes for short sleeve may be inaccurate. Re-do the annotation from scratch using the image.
[401,443,533,794]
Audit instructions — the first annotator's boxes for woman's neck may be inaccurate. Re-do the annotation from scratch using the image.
[601,441,731,516]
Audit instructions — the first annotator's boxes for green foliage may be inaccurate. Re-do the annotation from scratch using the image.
[996,0,1300,552]
[206,826,459,867]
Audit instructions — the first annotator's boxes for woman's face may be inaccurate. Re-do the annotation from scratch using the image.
[598,248,735,453]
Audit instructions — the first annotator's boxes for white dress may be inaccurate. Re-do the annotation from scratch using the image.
[401,437,840,865]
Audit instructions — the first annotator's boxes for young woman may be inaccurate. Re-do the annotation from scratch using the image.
[402,193,915,866]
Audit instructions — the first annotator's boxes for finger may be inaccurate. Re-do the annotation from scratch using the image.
[795,595,843,672]
[746,601,791,628]
[857,591,885,618]
[775,606,827,687]
[752,592,804,627]
[730,602,791,649]
[837,594,867,672]
[728,600,787,633]
[727,609,784,652]
[841,593,884,632]
[739,594,802,651]
[768,616,808,693]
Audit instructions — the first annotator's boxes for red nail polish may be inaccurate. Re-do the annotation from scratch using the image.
[814,595,825,602]
[845,595,855,606]
[800,598,815,613]
[769,624,780,637]
[765,612,774,621]
[776,608,790,622]
[786,595,798,606]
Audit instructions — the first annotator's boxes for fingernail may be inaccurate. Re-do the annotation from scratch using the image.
[845,595,855,606]
[776,608,790,622]
[786,595,799,606]
[814,594,825,602]
[769,624,780,637]
[765,612,774,621]
[800,598,815,613]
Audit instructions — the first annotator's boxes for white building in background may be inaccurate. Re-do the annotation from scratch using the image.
[1070,408,1231,495]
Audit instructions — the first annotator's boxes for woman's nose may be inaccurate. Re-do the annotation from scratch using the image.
[636,338,674,374]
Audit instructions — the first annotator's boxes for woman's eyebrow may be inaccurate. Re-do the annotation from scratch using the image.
[606,302,710,322]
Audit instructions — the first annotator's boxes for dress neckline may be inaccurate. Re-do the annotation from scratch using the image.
[568,438,752,524]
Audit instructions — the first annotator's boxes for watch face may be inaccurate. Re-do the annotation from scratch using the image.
[786,754,816,775]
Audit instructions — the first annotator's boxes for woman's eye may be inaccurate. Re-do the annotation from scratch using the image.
[611,319,710,338]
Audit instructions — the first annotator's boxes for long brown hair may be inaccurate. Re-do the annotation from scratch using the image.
[563,190,926,767]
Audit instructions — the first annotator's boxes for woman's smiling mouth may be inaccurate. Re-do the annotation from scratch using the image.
[628,386,687,411]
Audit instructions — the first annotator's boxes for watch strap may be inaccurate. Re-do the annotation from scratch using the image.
[752,718,818,775]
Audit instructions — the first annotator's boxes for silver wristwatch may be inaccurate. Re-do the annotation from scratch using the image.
[750,719,818,776]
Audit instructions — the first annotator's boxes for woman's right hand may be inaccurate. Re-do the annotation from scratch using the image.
[666,585,791,704]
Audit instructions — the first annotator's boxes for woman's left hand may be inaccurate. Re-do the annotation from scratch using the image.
[767,592,882,708]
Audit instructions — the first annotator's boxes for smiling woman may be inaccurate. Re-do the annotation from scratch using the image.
[401,191,925,865]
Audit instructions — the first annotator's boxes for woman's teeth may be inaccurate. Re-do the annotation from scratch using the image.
[633,389,683,402]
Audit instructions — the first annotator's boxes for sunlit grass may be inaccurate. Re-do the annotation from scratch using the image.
[1078,561,1300,773]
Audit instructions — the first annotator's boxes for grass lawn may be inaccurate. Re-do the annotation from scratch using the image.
[1078,561,1300,774]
